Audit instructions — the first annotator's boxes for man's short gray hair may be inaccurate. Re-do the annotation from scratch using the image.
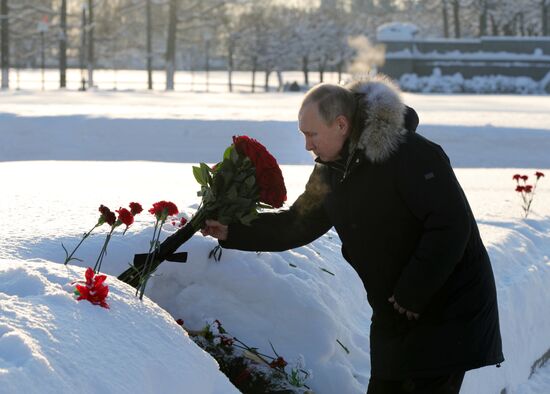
[301,83,357,125]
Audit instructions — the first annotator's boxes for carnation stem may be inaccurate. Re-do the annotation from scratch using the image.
[118,209,206,289]
[93,225,115,273]
[63,224,99,265]
[137,219,163,300]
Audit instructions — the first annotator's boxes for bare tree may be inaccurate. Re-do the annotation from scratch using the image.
[165,0,177,90]
[146,0,152,89]
[1,0,9,89]
[58,0,67,88]
[87,0,94,87]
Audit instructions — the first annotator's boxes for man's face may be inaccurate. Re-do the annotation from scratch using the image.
[298,102,349,162]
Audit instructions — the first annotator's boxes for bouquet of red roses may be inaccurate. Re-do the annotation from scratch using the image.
[118,135,286,289]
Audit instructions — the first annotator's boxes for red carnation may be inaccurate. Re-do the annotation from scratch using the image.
[521,175,528,181]
[176,318,184,326]
[512,174,521,181]
[516,185,525,192]
[116,207,134,227]
[99,204,116,226]
[148,201,179,220]
[232,135,287,208]
[179,217,187,227]
[535,171,544,180]
[75,267,109,308]
[220,335,234,347]
[269,356,288,369]
[129,202,143,216]
[524,185,533,193]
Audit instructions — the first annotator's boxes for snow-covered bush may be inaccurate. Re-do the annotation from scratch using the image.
[399,68,543,94]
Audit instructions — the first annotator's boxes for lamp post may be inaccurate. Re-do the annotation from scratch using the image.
[204,31,211,92]
[37,15,49,91]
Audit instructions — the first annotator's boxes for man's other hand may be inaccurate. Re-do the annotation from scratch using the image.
[388,295,420,320]
[201,219,228,241]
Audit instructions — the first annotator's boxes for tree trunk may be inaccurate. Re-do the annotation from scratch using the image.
[452,0,460,38]
[227,40,233,93]
[80,7,87,90]
[264,69,270,92]
[519,12,525,36]
[1,0,9,89]
[302,55,309,86]
[543,0,549,36]
[479,0,487,37]
[165,0,178,91]
[59,0,67,88]
[251,56,257,93]
[87,0,94,88]
[319,57,326,83]
[276,69,283,91]
[146,0,153,89]
[490,13,499,35]
[442,0,449,38]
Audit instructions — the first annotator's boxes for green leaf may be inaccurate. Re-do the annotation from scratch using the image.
[230,145,240,164]
[244,175,256,188]
[200,163,212,186]
[193,165,207,186]
[223,145,233,160]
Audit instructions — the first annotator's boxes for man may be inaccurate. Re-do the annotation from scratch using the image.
[202,76,504,393]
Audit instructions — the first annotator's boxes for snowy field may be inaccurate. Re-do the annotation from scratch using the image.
[1,73,550,393]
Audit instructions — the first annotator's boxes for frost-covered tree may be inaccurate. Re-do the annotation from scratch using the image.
[1,0,9,89]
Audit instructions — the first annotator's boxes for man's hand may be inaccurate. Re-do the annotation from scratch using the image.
[388,295,420,320]
[200,219,228,241]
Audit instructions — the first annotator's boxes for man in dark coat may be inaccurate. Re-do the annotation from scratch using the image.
[202,76,504,393]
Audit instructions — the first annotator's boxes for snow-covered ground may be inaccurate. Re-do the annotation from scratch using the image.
[1,83,550,393]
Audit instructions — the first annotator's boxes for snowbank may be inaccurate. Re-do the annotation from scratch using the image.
[0,260,239,394]
[399,68,543,94]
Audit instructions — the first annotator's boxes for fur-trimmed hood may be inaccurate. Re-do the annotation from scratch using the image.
[345,76,410,163]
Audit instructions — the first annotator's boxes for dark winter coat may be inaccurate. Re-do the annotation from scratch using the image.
[220,78,504,380]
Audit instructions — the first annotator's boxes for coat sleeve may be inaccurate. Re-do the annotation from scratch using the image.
[393,138,471,313]
[219,165,333,252]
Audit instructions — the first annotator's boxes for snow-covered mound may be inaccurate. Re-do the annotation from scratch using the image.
[0,260,239,394]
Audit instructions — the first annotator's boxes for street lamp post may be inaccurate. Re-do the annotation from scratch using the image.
[37,15,49,91]
[204,31,212,93]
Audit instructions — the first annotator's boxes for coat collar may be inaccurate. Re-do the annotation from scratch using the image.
[345,76,410,163]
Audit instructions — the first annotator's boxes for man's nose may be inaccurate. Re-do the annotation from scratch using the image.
[305,138,314,151]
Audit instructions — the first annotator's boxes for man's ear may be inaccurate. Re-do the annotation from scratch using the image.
[336,115,350,136]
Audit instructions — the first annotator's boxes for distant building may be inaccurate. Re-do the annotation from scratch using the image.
[376,23,550,81]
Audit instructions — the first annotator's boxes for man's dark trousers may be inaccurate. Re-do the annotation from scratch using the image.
[367,371,465,394]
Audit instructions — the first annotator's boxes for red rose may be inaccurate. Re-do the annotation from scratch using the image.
[232,135,287,208]
[129,202,143,216]
[524,185,533,193]
[512,174,521,181]
[75,267,109,308]
[176,318,184,326]
[535,171,544,180]
[116,208,134,227]
[516,185,525,192]
[179,217,187,227]
[148,201,179,220]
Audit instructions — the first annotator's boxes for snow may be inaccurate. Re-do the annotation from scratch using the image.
[386,49,550,61]
[399,69,546,94]
[1,81,550,393]
[0,260,239,394]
